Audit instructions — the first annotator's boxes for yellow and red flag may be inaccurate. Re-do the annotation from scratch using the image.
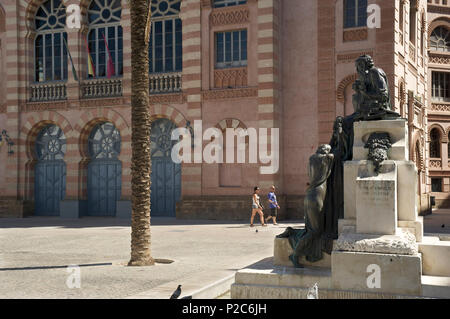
[85,36,96,78]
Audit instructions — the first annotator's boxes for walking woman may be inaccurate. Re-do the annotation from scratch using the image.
[251,186,267,227]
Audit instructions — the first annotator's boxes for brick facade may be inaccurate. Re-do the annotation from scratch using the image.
[0,0,431,219]
[426,0,450,208]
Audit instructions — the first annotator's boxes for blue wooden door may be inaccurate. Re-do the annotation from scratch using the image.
[150,118,181,217]
[34,125,66,216]
[87,123,122,216]
[88,160,121,216]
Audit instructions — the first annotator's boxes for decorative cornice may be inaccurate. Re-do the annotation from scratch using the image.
[148,93,186,105]
[431,103,450,112]
[430,159,442,169]
[337,51,373,64]
[20,100,68,112]
[343,28,368,42]
[210,5,250,27]
[202,87,258,101]
[80,97,126,108]
[214,67,248,89]
[429,52,450,65]
[428,5,450,15]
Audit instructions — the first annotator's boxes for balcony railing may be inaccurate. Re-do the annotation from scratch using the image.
[149,72,182,94]
[80,78,123,99]
[30,82,67,102]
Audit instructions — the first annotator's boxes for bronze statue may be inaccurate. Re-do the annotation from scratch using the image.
[277,145,334,268]
[278,55,401,267]
[353,55,400,121]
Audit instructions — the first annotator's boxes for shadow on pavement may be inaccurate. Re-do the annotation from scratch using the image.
[0,262,113,272]
[0,217,304,229]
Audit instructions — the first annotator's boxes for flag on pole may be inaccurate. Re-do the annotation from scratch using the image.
[63,36,78,82]
[85,36,96,78]
[101,32,115,79]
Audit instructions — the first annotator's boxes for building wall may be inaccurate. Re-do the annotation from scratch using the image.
[0,0,432,219]
[426,0,450,207]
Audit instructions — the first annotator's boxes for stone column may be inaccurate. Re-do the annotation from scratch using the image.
[441,136,448,169]
[256,0,283,193]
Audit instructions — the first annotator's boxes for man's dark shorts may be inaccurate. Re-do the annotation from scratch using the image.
[270,207,278,217]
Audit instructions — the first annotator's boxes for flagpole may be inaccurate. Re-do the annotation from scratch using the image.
[85,35,96,78]
[63,36,79,83]
[101,32,115,79]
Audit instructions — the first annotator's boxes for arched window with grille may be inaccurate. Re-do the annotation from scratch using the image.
[149,0,182,74]
[34,0,68,82]
[430,128,441,158]
[87,0,123,78]
[430,26,450,52]
[344,0,367,29]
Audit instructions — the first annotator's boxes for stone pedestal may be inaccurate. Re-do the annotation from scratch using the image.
[356,162,397,235]
[230,119,443,299]
[334,119,423,296]
[343,120,423,237]
[274,237,331,269]
[331,251,422,296]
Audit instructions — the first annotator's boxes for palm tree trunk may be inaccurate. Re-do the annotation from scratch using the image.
[128,0,154,266]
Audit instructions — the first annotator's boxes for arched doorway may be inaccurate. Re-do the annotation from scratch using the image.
[34,124,67,216]
[87,122,122,216]
[150,118,181,217]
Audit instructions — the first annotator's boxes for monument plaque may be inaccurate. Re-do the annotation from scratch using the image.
[356,162,397,235]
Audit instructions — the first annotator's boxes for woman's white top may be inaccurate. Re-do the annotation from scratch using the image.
[252,194,260,206]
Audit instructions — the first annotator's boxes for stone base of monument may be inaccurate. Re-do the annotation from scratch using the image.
[231,119,450,299]
[274,238,331,268]
[331,251,422,296]
[231,236,450,299]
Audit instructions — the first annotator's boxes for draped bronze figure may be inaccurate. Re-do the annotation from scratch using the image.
[277,145,334,267]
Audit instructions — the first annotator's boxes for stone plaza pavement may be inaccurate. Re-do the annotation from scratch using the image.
[0,210,448,299]
[0,217,302,299]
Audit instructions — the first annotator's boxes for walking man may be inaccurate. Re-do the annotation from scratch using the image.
[266,185,280,225]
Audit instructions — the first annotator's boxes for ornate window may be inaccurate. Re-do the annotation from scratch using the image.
[34,0,68,82]
[36,125,67,161]
[448,133,450,159]
[87,0,123,78]
[215,30,247,69]
[213,0,247,8]
[409,0,417,45]
[431,178,442,192]
[148,0,182,73]
[432,71,450,102]
[430,26,450,52]
[430,128,441,158]
[344,0,367,29]
[88,122,121,159]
